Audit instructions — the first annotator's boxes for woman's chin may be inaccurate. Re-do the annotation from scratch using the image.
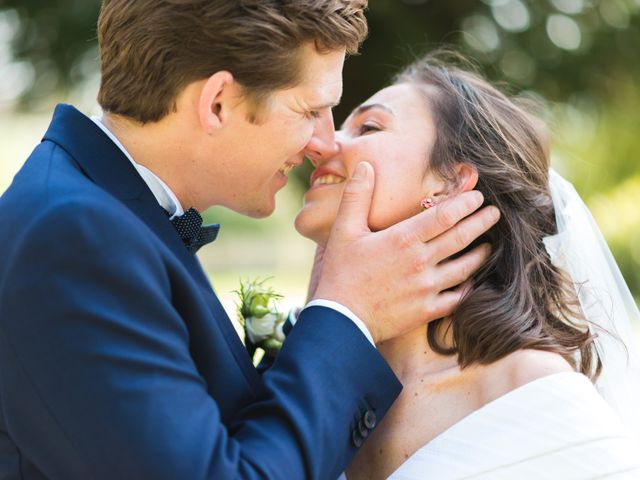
[294,207,332,246]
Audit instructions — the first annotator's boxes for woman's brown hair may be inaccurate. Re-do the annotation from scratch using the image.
[97,0,368,124]
[395,53,600,378]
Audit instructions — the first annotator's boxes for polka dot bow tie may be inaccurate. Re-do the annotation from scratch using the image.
[170,208,220,254]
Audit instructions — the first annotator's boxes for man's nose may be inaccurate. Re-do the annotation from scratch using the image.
[304,110,339,167]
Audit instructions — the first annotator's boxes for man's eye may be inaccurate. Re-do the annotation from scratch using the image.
[359,123,381,135]
[307,110,321,119]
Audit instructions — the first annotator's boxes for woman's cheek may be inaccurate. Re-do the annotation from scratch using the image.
[368,177,422,231]
[367,179,397,231]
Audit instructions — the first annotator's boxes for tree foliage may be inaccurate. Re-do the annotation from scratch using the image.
[2,0,639,298]
[2,0,639,111]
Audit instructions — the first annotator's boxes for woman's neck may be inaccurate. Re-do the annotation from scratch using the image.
[377,319,458,383]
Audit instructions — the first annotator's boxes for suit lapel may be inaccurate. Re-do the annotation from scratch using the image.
[42,104,261,390]
[121,196,262,390]
[42,104,211,282]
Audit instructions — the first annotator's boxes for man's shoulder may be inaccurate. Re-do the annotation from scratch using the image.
[3,139,116,215]
[1,151,151,265]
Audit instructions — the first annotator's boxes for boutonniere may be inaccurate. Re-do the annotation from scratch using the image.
[235,278,287,362]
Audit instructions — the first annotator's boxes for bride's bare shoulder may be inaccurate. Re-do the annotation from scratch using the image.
[489,349,575,392]
[472,349,574,405]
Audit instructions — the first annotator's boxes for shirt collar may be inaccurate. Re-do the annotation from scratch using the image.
[90,116,184,219]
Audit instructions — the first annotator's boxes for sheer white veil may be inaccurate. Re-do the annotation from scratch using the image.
[543,170,640,440]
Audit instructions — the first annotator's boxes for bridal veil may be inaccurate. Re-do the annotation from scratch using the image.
[543,170,640,440]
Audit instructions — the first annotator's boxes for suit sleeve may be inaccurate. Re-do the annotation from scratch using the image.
[0,199,402,480]
[253,309,296,374]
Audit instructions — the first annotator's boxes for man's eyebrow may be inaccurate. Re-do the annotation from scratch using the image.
[308,98,342,110]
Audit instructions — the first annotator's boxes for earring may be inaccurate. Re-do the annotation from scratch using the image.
[420,197,438,210]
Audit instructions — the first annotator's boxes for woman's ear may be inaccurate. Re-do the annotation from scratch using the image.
[420,163,478,206]
[198,71,235,134]
[454,163,479,193]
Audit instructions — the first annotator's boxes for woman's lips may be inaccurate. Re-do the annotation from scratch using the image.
[311,174,347,188]
[310,167,347,188]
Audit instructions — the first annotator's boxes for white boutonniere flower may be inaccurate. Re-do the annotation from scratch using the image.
[235,278,286,362]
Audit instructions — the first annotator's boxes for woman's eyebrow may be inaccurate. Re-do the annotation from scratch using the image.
[353,103,395,117]
[341,103,395,129]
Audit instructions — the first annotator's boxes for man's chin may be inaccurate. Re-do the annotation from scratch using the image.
[247,209,273,219]
[223,196,276,219]
[247,199,277,219]
[243,205,275,219]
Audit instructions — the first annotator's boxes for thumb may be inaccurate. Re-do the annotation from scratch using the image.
[333,162,375,236]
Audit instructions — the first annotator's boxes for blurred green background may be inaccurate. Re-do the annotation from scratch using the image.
[1,0,639,320]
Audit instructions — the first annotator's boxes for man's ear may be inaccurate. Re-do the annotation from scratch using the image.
[198,71,235,134]
[454,163,479,193]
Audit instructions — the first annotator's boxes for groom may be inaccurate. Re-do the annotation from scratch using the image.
[0,1,498,479]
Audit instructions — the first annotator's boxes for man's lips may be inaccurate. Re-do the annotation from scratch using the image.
[278,161,302,177]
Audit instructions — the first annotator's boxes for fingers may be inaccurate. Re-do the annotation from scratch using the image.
[434,243,491,292]
[405,191,485,243]
[455,279,475,299]
[423,289,465,323]
[430,205,500,261]
[331,162,375,237]
[421,246,488,324]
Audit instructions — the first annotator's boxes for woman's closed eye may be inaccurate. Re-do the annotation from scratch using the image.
[358,122,382,135]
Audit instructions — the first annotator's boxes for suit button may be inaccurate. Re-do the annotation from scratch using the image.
[358,419,370,438]
[352,429,364,448]
[363,410,377,429]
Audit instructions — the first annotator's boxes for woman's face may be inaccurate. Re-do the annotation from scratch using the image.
[295,83,440,245]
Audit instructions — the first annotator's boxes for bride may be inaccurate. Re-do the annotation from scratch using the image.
[295,54,640,479]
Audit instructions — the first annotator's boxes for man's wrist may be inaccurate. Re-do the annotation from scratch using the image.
[303,299,375,347]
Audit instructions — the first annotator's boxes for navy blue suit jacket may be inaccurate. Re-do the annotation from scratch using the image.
[0,105,401,479]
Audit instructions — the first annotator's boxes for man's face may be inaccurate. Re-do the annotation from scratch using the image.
[209,43,346,218]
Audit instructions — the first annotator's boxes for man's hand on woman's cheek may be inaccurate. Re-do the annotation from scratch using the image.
[313,162,500,345]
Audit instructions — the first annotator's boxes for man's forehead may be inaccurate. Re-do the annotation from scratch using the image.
[298,44,346,105]
[310,85,343,109]
[302,75,343,109]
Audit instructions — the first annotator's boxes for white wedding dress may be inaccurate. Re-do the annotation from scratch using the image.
[340,372,640,480]
[387,372,640,479]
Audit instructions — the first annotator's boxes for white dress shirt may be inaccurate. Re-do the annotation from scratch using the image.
[90,116,374,346]
[91,117,183,219]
